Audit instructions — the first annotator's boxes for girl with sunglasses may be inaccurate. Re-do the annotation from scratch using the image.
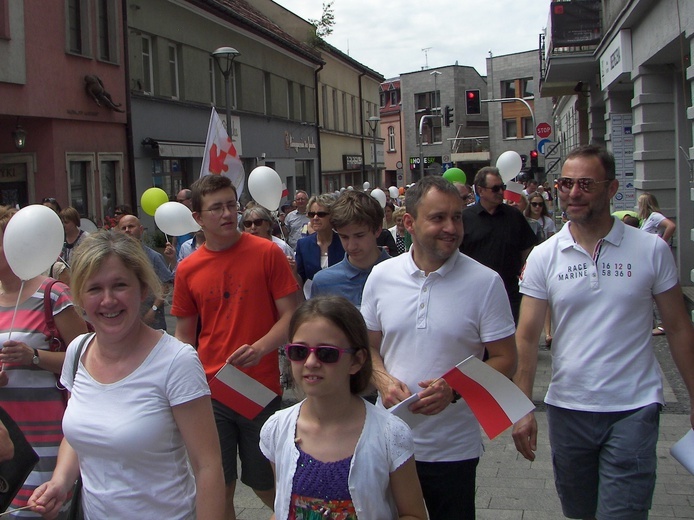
[523,192,556,243]
[260,296,426,520]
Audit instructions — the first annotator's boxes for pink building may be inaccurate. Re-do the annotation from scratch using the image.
[379,78,406,188]
[0,1,129,224]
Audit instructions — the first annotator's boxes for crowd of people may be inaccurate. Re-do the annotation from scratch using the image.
[0,144,687,520]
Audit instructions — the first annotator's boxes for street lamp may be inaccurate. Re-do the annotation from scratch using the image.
[211,46,240,137]
[12,125,27,150]
[367,116,380,186]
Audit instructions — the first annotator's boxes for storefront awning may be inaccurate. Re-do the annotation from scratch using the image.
[142,138,205,158]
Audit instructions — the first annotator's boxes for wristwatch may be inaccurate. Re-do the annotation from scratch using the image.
[32,349,40,365]
[151,304,158,312]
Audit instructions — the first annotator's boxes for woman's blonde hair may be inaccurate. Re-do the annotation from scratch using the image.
[70,231,162,307]
[637,193,660,221]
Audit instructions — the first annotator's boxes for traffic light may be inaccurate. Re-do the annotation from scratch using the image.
[530,149,539,170]
[465,89,481,115]
[520,154,528,170]
[444,105,454,127]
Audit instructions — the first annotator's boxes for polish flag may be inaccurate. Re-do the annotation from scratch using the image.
[442,356,535,439]
[200,107,245,197]
[209,364,278,420]
[504,180,524,204]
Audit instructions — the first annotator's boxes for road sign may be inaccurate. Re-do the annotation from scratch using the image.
[536,122,552,139]
[537,139,551,155]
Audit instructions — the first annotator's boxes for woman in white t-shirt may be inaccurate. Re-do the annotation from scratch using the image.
[30,232,224,520]
[638,193,676,243]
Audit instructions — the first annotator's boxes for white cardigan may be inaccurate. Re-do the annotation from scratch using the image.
[260,398,414,519]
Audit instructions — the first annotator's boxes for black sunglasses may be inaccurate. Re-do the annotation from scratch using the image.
[42,197,57,204]
[243,219,267,228]
[530,202,543,207]
[284,343,355,363]
[307,211,329,218]
[484,184,506,193]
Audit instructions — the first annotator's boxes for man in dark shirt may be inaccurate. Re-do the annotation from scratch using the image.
[461,166,537,323]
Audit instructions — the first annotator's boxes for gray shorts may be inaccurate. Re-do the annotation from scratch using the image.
[212,396,282,490]
[547,403,660,520]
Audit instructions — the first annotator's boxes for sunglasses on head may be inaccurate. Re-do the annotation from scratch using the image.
[243,218,267,228]
[485,184,506,193]
[284,343,355,363]
[307,211,329,218]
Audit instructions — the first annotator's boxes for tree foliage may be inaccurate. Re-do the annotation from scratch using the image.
[309,1,335,39]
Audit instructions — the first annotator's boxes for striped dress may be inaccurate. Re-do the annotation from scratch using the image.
[0,279,73,518]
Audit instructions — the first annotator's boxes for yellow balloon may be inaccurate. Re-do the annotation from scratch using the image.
[141,187,169,216]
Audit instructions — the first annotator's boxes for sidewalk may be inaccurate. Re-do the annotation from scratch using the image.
[165,305,693,518]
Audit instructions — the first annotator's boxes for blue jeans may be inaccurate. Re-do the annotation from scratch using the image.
[547,403,660,519]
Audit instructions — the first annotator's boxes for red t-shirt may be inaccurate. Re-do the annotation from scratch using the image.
[172,233,298,394]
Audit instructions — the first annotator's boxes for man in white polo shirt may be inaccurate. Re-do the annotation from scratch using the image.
[513,145,694,519]
[361,175,516,518]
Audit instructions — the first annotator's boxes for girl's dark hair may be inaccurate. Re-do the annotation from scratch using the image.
[288,296,372,394]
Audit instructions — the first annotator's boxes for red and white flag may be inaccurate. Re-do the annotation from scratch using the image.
[442,356,534,439]
[209,364,278,420]
[200,107,245,197]
[504,180,524,204]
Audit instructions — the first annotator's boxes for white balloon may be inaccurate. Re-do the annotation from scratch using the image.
[248,166,283,210]
[347,186,354,191]
[340,187,346,193]
[363,181,370,190]
[154,202,200,237]
[496,151,523,183]
[388,186,399,199]
[370,188,387,208]
[79,218,98,233]
[3,205,64,280]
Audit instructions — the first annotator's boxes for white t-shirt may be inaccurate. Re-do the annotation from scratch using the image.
[61,333,210,520]
[271,235,295,257]
[640,211,666,235]
[538,215,556,240]
[519,218,677,412]
[361,248,515,462]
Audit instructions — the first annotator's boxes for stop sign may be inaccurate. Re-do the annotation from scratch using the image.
[536,122,552,138]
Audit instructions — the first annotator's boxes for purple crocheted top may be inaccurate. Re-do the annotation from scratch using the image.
[292,447,353,500]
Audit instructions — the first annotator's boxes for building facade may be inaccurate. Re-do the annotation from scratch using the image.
[541,0,694,284]
[0,0,128,224]
[400,65,489,186]
[487,50,554,182]
[379,78,405,189]
[128,0,323,232]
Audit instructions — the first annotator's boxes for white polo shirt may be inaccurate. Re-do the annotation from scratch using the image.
[520,218,677,412]
[361,248,515,462]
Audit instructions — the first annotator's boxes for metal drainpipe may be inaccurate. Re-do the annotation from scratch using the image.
[121,0,137,213]
[358,72,366,181]
[313,63,324,193]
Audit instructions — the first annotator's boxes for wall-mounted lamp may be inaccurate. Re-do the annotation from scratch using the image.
[12,125,27,150]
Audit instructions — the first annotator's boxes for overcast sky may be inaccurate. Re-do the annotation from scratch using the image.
[274,0,551,79]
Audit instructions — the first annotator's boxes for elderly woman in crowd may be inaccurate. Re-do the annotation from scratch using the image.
[0,206,88,518]
[295,194,344,295]
[29,231,224,520]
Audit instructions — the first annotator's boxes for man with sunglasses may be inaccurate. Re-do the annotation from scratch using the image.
[171,175,299,519]
[513,145,694,520]
[461,166,538,323]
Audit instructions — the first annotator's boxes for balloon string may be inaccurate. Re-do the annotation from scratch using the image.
[2,280,25,372]
[58,255,71,270]
[7,280,25,343]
